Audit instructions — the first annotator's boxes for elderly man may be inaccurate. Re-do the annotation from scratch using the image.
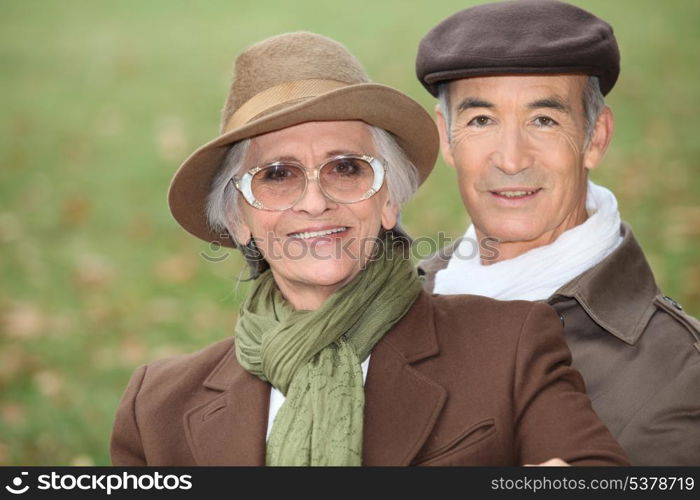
[416,0,700,465]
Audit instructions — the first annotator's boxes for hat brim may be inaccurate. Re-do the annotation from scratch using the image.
[168,83,439,247]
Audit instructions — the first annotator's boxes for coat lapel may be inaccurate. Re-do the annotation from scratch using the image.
[184,347,270,465]
[183,291,447,466]
[363,291,447,465]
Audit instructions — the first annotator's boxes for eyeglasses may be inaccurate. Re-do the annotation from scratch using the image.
[232,154,386,211]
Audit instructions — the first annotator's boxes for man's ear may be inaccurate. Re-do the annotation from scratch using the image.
[435,105,456,168]
[583,106,614,170]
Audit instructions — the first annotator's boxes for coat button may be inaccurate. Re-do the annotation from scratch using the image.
[662,295,683,311]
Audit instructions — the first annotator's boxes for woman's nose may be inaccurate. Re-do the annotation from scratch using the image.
[291,177,337,215]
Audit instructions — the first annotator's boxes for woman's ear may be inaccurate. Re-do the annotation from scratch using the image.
[381,197,399,230]
[230,220,252,246]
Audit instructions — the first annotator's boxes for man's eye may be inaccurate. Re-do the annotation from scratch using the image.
[533,116,558,127]
[467,115,492,127]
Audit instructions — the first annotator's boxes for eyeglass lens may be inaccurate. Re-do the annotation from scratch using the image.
[250,157,375,209]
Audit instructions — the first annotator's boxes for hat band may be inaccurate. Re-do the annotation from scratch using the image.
[223,79,349,133]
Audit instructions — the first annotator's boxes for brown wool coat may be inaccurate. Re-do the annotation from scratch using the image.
[420,223,700,465]
[111,291,628,466]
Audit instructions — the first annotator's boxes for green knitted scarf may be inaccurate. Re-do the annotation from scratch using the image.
[234,249,422,466]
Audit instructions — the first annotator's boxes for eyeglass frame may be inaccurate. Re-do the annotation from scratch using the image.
[232,154,386,211]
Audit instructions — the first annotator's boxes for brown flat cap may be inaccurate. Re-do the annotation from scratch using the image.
[169,32,438,247]
[416,0,620,96]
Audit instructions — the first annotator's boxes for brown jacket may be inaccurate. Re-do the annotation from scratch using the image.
[421,222,700,465]
[111,291,628,466]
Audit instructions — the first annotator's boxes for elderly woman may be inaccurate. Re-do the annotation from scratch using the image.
[111,32,627,466]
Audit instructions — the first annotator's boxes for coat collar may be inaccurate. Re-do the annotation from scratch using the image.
[362,290,447,465]
[184,347,270,465]
[183,290,446,465]
[552,222,659,345]
[419,223,659,346]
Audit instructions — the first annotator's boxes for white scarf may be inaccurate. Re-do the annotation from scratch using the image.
[433,181,623,301]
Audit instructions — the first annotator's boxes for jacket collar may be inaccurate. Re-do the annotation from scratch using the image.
[183,290,446,465]
[202,345,241,391]
[552,222,659,345]
[420,223,659,346]
[184,347,270,465]
[362,290,446,465]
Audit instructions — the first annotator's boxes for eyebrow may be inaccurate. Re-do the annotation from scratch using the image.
[455,96,572,115]
[527,97,571,113]
[325,149,361,157]
[260,150,362,165]
[456,97,494,113]
[260,155,298,164]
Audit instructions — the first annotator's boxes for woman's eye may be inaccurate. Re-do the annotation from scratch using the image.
[262,165,296,181]
[333,160,359,175]
[467,115,492,127]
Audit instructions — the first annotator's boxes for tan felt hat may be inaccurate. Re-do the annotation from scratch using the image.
[168,31,439,247]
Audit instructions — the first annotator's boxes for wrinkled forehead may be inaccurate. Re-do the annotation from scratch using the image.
[246,120,377,164]
[448,74,588,112]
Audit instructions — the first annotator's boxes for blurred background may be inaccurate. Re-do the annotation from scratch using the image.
[1,0,698,465]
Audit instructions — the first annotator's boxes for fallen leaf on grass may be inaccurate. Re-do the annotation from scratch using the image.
[1,302,45,340]
[60,195,92,228]
[119,337,147,364]
[1,403,26,426]
[73,254,115,290]
[154,255,197,284]
[0,345,37,387]
[70,455,94,466]
[147,298,179,325]
[34,370,64,398]
[155,115,188,163]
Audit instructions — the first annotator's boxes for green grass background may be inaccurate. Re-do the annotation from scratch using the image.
[1,0,698,465]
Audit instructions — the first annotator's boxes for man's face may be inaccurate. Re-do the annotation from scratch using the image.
[437,74,611,258]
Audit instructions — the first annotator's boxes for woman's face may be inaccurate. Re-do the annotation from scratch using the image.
[232,120,399,310]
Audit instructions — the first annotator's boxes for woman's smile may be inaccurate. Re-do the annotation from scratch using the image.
[287,224,351,243]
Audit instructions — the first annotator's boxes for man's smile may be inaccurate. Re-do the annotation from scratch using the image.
[489,187,543,203]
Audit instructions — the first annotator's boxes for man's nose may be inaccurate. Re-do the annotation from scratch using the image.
[291,178,336,215]
[489,125,534,174]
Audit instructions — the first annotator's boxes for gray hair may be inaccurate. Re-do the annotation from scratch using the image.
[206,124,420,274]
[206,139,251,243]
[581,76,605,148]
[437,82,453,139]
[438,75,605,148]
